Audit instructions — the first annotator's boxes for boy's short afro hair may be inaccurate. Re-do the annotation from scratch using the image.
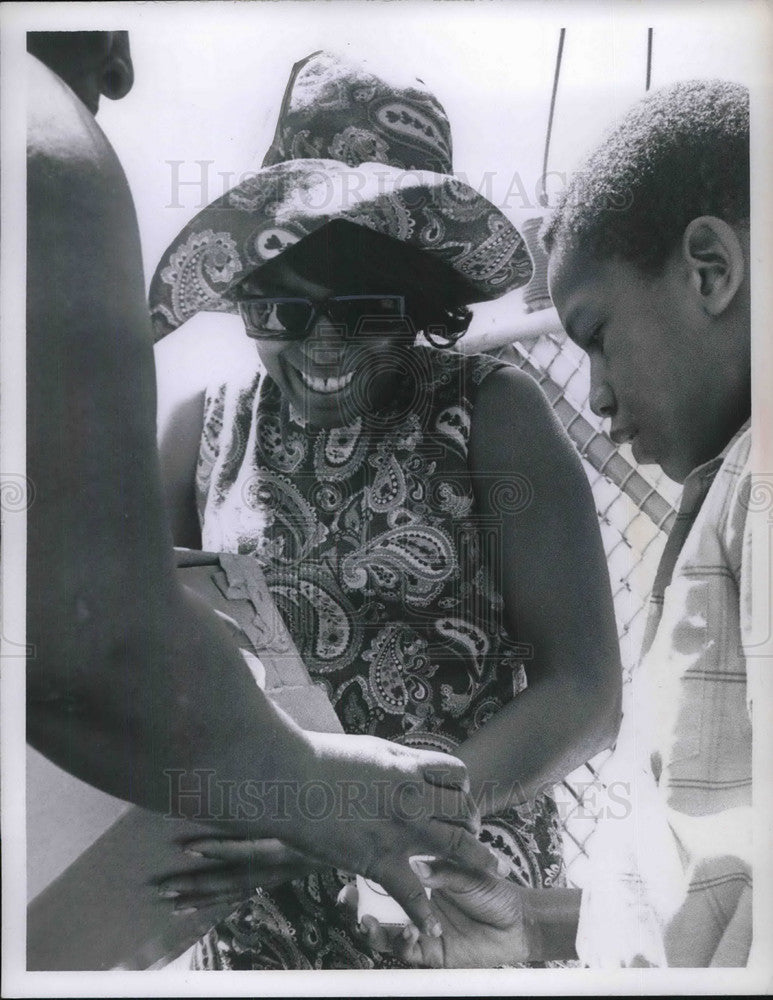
[541,80,749,273]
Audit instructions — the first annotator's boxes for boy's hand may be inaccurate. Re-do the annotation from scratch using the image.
[338,860,536,968]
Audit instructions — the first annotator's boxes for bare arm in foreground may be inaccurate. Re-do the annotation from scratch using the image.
[25,53,497,933]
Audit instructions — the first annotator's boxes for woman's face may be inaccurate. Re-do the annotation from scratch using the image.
[237,257,417,429]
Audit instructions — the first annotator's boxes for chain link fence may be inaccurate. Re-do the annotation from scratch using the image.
[494,329,682,889]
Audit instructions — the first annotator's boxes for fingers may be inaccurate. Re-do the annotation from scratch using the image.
[168,891,242,914]
[156,871,246,914]
[157,866,254,903]
[336,882,359,920]
[335,885,391,952]
[410,857,485,892]
[422,753,469,793]
[176,837,306,866]
[364,921,444,968]
[357,914,396,954]
[422,818,508,878]
[425,783,480,835]
[392,924,444,969]
[421,754,478,829]
[336,884,415,958]
[157,858,315,907]
[411,856,509,893]
[158,838,313,908]
[413,859,523,930]
[391,778,478,833]
[374,864,442,939]
[355,914,420,958]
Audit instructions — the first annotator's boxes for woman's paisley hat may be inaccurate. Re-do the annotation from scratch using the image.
[150,51,533,340]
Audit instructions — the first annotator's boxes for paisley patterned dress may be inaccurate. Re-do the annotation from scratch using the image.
[190,345,564,970]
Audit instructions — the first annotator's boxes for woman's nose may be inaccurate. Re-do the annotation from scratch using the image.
[311,314,347,340]
[302,317,347,365]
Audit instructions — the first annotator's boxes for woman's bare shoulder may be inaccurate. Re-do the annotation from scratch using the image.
[473,362,565,441]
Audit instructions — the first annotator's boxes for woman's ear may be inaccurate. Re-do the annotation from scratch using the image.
[682,216,746,317]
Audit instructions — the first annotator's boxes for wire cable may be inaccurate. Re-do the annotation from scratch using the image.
[539,27,566,209]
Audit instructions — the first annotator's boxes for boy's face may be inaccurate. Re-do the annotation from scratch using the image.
[548,245,740,484]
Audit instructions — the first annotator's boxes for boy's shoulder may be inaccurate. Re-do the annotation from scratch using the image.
[720,423,753,550]
[723,423,752,471]
[682,423,753,585]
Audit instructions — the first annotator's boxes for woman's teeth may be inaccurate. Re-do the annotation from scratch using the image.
[299,369,355,394]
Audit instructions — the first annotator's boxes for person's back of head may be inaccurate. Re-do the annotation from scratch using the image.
[26,30,133,115]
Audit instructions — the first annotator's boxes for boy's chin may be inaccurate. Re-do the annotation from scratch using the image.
[657,453,693,486]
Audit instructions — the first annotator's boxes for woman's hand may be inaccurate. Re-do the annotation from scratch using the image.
[284,731,502,938]
[154,733,502,932]
[338,860,537,968]
[156,837,321,913]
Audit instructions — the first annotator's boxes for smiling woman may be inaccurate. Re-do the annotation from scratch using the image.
[149,49,622,970]
[230,222,463,428]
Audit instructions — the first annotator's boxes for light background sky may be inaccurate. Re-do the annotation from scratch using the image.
[82,0,765,290]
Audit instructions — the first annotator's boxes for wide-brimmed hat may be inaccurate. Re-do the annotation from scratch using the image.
[150,51,532,340]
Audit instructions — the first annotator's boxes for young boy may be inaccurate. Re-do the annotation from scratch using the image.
[350,78,755,967]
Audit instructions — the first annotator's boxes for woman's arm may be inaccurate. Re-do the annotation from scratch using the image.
[460,365,622,814]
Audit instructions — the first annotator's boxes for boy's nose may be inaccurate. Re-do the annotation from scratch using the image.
[587,353,616,418]
[589,380,616,419]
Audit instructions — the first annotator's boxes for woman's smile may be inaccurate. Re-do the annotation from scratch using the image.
[264,340,400,428]
[235,257,415,426]
[297,368,356,394]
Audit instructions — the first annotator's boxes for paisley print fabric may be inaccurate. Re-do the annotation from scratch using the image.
[149,51,532,340]
[191,346,565,970]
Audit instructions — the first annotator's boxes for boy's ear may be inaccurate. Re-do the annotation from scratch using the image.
[682,216,745,317]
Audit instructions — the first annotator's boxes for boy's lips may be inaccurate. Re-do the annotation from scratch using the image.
[610,424,656,465]
[610,424,637,446]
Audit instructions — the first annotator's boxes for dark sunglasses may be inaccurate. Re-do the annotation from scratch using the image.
[237,294,411,341]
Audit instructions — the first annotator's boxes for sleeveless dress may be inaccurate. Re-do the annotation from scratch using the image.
[191,345,564,970]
